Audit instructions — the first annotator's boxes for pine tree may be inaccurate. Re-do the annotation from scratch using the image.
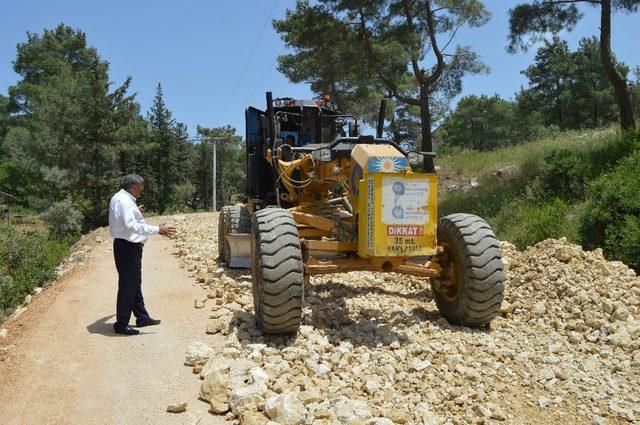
[147,83,183,214]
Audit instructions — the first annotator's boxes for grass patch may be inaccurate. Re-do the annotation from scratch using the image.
[437,127,619,179]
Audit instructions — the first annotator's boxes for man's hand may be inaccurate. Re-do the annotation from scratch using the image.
[159,225,177,237]
[138,204,145,213]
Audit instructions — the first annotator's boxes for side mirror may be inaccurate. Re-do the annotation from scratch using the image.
[407,151,437,165]
[407,151,421,165]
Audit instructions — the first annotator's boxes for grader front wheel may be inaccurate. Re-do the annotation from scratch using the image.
[431,214,505,327]
[251,208,304,334]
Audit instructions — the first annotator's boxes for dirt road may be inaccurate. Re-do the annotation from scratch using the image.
[0,231,225,425]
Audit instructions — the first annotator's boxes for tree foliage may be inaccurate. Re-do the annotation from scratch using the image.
[508,0,639,130]
[146,84,191,214]
[519,36,625,130]
[437,35,630,151]
[195,125,245,210]
[0,24,246,228]
[274,0,491,166]
[436,94,541,151]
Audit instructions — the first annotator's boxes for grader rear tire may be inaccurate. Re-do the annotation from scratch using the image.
[219,205,250,265]
[251,208,304,334]
[217,206,232,262]
[431,213,505,327]
[228,205,251,234]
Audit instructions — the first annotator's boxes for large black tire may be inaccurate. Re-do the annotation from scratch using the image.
[228,205,251,234]
[431,213,505,327]
[218,205,250,265]
[251,208,304,334]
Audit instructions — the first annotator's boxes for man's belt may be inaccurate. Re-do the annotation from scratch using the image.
[115,238,144,248]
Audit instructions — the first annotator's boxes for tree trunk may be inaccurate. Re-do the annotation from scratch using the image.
[420,86,435,172]
[600,0,636,131]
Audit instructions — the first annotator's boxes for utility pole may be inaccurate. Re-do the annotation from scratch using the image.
[212,139,216,212]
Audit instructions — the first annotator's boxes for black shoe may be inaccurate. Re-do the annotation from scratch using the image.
[136,318,161,327]
[114,324,140,335]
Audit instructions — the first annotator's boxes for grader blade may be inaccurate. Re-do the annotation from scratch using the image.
[225,233,251,268]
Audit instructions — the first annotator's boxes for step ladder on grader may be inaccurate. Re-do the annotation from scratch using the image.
[219,92,505,334]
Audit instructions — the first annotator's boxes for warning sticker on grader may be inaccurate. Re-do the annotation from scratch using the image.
[381,176,429,225]
[380,176,430,256]
[387,225,424,236]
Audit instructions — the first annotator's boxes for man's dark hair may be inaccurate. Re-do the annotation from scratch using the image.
[122,174,144,190]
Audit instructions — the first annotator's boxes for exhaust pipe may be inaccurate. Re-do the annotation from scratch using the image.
[376,99,387,138]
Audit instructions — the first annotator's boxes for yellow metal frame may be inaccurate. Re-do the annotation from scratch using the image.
[263,144,442,278]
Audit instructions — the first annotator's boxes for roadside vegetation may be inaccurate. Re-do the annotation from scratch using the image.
[0,207,76,320]
[439,127,640,269]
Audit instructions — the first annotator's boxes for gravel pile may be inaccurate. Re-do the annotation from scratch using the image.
[170,212,639,424]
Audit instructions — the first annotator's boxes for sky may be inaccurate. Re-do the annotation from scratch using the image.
[1,0,638,138]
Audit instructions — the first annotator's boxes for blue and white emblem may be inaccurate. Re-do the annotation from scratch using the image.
[367,156,407,173]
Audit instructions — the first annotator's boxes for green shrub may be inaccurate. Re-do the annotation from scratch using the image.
[493,197,578,250]
[0,225,70,316]
[536,130,638,199]
[0,275,15,320]
[537,148,592,199]
[41,198,83,237]
[579,149,640,270]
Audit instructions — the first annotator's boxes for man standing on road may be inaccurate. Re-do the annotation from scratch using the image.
[108,174,176,335]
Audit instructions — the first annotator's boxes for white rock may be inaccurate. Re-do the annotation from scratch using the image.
[249,366,270,385]
[199,357,233,378]
[166,401,187,413]
[304,359,331,375]
[367,419,394,425]
[332,397,372,422]
[228,383,267,415]
[265,392,307,425]
[0,329,7,339]
[409,358,431,371]
[184,341,215,366]
[531,301,546,317]
[200,370,230,403]
[612,307,629,321]
[538,397,550,408]
[364,376,382,394]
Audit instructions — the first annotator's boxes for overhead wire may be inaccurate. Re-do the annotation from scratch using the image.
[216,0,279,125]
[244,0,369,103]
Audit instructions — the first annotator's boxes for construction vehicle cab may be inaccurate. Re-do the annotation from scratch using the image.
[219,92,505,334]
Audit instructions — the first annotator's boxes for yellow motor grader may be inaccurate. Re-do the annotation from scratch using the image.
[219,92,504,334]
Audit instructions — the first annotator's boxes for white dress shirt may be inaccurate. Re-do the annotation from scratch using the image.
[109,189,159,244]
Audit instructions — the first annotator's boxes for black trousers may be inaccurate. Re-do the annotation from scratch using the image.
[113,238,150,326]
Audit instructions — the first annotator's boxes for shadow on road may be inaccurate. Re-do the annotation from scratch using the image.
[87,315,157,337]
[87,315,118,336]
